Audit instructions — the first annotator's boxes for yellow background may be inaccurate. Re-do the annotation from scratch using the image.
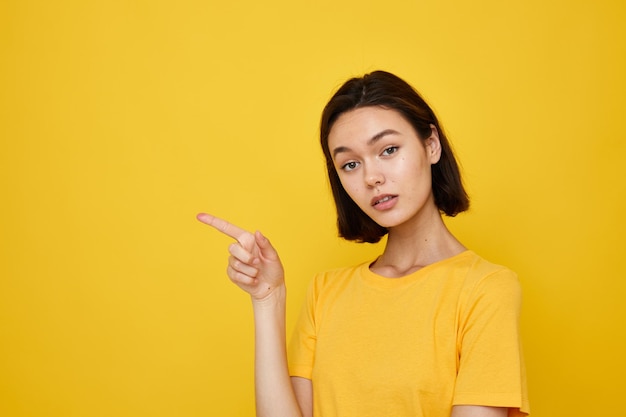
[1,1,625,416]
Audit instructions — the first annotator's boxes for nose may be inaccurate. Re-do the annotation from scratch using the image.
[364,163,385,188]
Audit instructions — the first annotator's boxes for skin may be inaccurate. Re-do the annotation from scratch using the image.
[197,106,510,417]
[327,106,466,277]
[196,213,302,417]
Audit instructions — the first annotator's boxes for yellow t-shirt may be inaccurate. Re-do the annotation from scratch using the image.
[288,250,529,417]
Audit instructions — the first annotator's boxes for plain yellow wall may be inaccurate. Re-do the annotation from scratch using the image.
[1,0,625,416]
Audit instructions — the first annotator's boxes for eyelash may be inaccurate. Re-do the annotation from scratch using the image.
[382,146,399,156]
[339,146,399,172]
[341,161,359,171]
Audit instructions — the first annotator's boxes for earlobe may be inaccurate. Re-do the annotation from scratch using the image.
[427,124,442,164]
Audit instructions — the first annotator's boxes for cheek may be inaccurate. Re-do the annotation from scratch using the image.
[338,176,368,208]
[392,159,418,182]
[339,177,362,199]
[398,160,432,192]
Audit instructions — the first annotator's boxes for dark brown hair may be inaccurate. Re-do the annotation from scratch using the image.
[320,70,469,243]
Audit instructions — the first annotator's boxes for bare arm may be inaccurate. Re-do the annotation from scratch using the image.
[291,377,313,417]
[451,405,508,417]
[251,287,302,417]
[197,213,303,417]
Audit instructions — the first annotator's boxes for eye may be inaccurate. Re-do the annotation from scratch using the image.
[341,161,360,172]
[382,146,399,156]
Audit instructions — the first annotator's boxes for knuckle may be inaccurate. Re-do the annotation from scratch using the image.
[227,266,249,285]
[228,255,242,270]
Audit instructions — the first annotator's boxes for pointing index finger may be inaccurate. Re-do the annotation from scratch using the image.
[196,213,248,242]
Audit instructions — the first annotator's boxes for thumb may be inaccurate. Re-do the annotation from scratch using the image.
[254,231,279,261]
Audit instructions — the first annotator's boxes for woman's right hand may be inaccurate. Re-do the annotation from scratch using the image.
[197,213,285,302]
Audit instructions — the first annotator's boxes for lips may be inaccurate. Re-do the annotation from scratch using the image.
[371,194,397,207]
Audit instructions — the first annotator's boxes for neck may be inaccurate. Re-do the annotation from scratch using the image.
[371,206,466,278]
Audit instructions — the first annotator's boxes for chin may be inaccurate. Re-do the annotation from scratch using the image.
[369,215,406,229]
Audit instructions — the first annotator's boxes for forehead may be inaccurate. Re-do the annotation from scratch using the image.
[328,106,413,145]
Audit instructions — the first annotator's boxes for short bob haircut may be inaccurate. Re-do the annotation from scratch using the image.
[320,70,470,243]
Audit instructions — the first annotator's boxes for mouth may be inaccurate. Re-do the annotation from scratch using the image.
[371,194,397,207]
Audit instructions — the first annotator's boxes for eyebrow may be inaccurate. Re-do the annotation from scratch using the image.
[332,129,400,158]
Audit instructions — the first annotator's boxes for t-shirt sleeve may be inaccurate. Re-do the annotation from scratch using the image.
[453,269,530,416]
[287,277,318,380]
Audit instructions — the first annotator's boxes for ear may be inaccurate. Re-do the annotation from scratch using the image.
[425,124,442,164]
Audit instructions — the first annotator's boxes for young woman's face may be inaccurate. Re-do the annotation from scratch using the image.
[328,106,442,229]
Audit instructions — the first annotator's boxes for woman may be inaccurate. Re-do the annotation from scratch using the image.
[197,71,529,417]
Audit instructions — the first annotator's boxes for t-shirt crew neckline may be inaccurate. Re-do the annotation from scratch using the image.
[360,249,474,289]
